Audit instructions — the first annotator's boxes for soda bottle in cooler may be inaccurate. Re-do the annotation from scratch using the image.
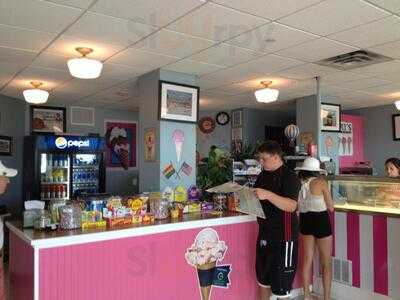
[62,184,67,198]
[40,185,45,199]
[46,185,51,199]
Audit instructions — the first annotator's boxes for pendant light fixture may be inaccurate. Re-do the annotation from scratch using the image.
[23,81,49,104]
[395,100,400,110]
[67,47,103,79]
[254,81,279,103]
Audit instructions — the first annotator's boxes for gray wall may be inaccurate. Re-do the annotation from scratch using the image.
[197,110,231,157]
[243,108,296,145]
[347,104,400,176]
[0,95,25,217]
[296,95,319,146]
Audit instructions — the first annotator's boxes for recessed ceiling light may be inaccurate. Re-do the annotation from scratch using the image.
[395,100,400,110]
[255,81,279,103]
[23,81,49,104]
[67,47,103,79]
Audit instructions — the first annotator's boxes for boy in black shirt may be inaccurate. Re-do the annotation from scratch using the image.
[253,141,301,299]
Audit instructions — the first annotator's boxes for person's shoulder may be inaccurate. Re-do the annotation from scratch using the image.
[311,176,328,187]
[282,166,297,178]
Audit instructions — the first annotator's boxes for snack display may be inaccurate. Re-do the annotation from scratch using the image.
[188,202,201,213]
[213,193,228,212]
[142,213,155,223]
[150,197,170,220]
[81,211,106,230]
[59,204,82,230]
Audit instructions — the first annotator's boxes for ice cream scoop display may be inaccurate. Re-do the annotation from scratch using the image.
[185,228,231,300]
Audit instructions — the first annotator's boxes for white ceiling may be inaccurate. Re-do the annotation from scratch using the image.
[1,0,400,112]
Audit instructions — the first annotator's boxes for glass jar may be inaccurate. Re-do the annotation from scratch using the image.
[59,204,82,229]
[150,197,170,220]
[213,193,228,212]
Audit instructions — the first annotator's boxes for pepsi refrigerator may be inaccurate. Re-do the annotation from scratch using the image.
[23,134,106,202]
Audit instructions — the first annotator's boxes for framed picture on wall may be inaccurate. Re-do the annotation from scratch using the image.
[232,109,243,128]
[0,136,12,156]
[104,120,138,170]
[159,81,199,123]
[144,128,156,162]
[30,106,66,134]
[392,114,400,141]
[321,103,341,132]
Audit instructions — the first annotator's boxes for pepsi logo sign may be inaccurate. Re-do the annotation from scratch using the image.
[55,137,90,149]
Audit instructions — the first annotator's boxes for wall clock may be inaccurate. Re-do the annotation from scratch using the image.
[216,111,230,126]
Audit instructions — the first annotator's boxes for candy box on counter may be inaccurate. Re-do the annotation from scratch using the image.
[188,202,201,213]
[81,211,106,230]
[132,214,143,224]
[142,213,155,223]
[104,216,132,228]
[201,202,214,211]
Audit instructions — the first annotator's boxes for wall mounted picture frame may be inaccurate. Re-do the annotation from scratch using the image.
[159,81,199,123]
[144,127,156,162]
[232,109,243,128]
[0,136,12,156]
[392,114,400,141]
[321,103,341,132]
[30,105,66,134]
[104,120,138,170]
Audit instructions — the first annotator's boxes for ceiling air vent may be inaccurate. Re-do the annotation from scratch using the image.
[316,50,392,71]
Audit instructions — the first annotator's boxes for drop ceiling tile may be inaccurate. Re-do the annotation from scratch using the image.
[276,63,340,80]
[360,83,400,96]
[89,80,139,101]
[350,60,400,76]
[0,46,37,65]
[278,0,390,36]
[46,35,125,60]
[0,0,82,34]
[44,0,94,9]
[167,2,268,42]
[10,66,72,90]
[225,22,319,53]
[0,25,56,52]
[328,16,400,48]
[0,85,24,100]
[211,0,323,20]
[55,79,109,98]
[107,48,179,73]
[338,77,393,90]
[65,12,158,47]
[90,0,205,27]
[365,0,400,13]
[101,64,140,80]
[276,38,358,62]
[369,40,400,60]
[0,61,26,77]
[132,29,215,58]
[200,54,303,84]
[163,60,224,76]
[189,43,264,67]
[31,52,69,71]
[198,78,226,89]
[319,71,371,85]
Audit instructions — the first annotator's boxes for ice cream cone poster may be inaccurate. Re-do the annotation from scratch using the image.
[144,128,156,162]
[172,129,185,164]
[185,228,231,300]
[105,120,137,170]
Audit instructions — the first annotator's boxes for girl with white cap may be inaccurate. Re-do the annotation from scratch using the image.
[0,160,17,300]
[295,157,333,300]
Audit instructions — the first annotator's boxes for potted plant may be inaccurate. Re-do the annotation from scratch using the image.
[197,146,232,202]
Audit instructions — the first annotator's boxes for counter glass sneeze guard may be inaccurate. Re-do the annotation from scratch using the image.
[328,175,400,216]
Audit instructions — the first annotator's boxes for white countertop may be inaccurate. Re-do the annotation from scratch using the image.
[7,212,256,249]
[334,203,400,217]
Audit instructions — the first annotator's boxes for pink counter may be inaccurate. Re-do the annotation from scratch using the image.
[7,212,303,300]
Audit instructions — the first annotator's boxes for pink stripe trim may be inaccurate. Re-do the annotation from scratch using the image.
[346,213,360,287]
[373,216,388,295]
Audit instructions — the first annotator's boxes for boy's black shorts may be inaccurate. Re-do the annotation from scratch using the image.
[255,238,298,298]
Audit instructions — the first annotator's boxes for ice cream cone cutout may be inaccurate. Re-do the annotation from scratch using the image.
[185,228,231,300]
[172,129,185,164]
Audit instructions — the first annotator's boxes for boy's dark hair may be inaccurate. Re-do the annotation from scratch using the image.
[257,141,283,159]
[297,170,321,181]
[385,157,400,170]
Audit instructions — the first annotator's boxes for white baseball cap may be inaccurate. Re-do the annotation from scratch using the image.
[295,157,327,174]
[0,161,17,177]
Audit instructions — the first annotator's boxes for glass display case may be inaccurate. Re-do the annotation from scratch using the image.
[329,175,400,216]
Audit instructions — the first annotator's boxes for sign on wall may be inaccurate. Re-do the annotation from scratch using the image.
[339,122,353,156]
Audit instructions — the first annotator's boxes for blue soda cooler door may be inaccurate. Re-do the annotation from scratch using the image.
[72,154,100,196]
[40,153,70,200]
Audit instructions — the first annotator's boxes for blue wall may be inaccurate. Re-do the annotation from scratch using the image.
[0,95,25,217]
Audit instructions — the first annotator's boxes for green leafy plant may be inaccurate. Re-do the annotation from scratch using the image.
[197,146,233,194]
[231,140,263,162]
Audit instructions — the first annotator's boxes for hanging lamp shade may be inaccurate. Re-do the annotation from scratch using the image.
[67,47,103,79]
[395,100,400,110]
[23,81,49,104]
[254,81,279,103]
